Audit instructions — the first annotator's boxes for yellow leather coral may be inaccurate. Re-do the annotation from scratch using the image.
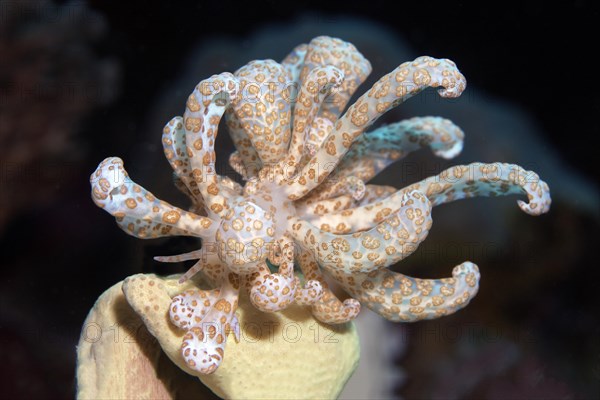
[77,274,358,399]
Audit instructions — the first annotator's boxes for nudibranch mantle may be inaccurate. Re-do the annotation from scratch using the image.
[90,36,551,374]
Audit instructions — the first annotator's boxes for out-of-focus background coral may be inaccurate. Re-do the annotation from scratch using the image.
[1,1,598,399]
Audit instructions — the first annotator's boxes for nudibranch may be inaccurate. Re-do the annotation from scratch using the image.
[90,36,551,374]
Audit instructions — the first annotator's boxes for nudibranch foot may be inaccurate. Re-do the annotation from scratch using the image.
[249,268,297,312]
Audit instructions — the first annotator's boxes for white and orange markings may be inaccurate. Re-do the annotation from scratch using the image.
[297,250,360,324]
[228,60,292,168]
[285,65,344,177]
[296,36,372,122]
[90,157,217,240]
[91,36,551,375]
[291,191,432,273]
[176,270,241,374]
[286,56,467,200]
[330,116,465,183]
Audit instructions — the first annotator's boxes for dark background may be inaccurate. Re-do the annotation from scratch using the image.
[1,1,598,399]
